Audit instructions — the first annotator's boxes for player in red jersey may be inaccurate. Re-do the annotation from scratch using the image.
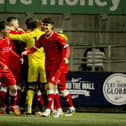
[7,16,24,81]
[51,31,75,117]
[0,20,21,116]
[22,17,70,117]
[7,16,24,53]
[7,17,24,34]
[7,17,25,111]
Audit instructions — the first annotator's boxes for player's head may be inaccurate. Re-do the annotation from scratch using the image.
[7,16,19,30]
[25,17,40,31]
[42,17,54,34]
[42,17,54,25]
[0,20,10,36]
[39,17,46,31]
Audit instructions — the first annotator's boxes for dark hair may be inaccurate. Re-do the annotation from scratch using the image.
[42,17,54,25]
[0,20,6,31]
[25,17,39,30]
[7,16,17,23]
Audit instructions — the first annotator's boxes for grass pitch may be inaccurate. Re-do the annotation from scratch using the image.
[0,112,126,126]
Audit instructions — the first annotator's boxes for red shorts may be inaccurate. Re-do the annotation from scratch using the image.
[46,61,68,85]
[46,68,67,87]
[58,73,66,91]
[47,69,62,85]
[0,67,16,87]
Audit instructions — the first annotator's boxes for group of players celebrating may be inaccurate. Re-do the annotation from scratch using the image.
[0,16,75,117]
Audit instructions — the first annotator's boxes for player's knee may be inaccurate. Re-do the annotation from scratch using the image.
[54,85,58,91]
[48,82,55,90]
[9,85,17,95]
[0,86,7,92]
[60,90,69,96]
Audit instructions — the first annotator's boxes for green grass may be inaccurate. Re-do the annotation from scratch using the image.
[0,112,126,126]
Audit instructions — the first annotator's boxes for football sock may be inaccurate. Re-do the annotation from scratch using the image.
[16,86,21,106]
[54,90,62,109]
[0,87,7,109]
[37,90,44,108]
[53,102,57,112]
[27,89,35,113]
[63,90,73,107]
[47,90,54,110]
[9,91,17,108]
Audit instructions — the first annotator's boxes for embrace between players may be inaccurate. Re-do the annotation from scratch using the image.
[0,17,75,117]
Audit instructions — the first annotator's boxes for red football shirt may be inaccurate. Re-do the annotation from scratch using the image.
[0,37,12,66]
[9,29,25,82]
[0,37,20,67]
[0,60,5,68]
[30,32,70,72]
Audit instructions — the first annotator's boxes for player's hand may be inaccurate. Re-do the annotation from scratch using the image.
[19,57,24,64]
[64,58,69,64]
[17,27,24,32]
[21,51,28,57]
[3,65,8,71]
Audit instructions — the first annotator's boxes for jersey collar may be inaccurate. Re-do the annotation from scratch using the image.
[45,32,54,39]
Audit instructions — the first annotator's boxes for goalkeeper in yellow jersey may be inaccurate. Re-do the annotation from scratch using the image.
[9,18,47,114]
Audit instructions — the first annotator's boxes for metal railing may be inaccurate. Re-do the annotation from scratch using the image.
[69,44,126,72]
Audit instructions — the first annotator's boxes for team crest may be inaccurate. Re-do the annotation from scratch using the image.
[50,40,53,43]
[8,40,10,44]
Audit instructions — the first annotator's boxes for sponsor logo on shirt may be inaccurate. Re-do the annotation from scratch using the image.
[2,47,11,52]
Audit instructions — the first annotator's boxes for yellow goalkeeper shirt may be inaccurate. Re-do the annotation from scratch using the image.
[58,33,68,42]
[9,29,45,65]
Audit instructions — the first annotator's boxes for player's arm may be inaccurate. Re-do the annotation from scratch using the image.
[21,47,36,56]
[64,45,70,64]
[9,33,27,43]
[21,36,42,56]
[56,34,70,64]
[17,28,25,33]
[10,49,24,64]
[10,49,20,59]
